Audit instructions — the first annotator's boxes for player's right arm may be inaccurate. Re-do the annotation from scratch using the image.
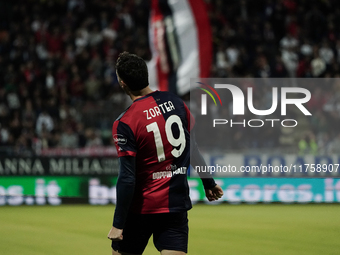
[108,156,136,241]
[112,156,136,228]
[108,119,137,240]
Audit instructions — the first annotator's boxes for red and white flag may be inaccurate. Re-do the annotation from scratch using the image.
[147,0,212,95]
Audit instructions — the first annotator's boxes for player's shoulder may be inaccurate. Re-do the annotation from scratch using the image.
[112,108,135,136]
[115,107,130,122]
[113,106,136,129]
[114,99,145,126]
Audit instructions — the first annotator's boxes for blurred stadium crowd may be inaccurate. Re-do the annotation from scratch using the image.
[1,0,340,155]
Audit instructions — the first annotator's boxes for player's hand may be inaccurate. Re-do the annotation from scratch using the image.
[107,226,123,241]
[205,184,223,201]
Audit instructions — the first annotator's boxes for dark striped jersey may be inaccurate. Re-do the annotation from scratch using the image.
[112,91,194,214]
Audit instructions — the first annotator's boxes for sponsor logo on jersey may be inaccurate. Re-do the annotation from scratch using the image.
[152,167,187,180]
[166,164,177,171]
[113,134,127,145]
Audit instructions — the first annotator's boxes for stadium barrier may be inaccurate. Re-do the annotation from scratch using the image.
[0,176,339,206]
[1,155,340,206]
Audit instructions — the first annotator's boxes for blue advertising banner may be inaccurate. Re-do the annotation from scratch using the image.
[189,178,340,204]
[0,176,339,205]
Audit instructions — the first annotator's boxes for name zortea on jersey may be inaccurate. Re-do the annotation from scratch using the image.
[144,101,175,120]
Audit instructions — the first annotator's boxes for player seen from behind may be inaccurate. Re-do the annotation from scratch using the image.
[107,52,223,255]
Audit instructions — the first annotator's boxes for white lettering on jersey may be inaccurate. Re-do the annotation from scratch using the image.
[144,101,176,120]
[152,167,187,180]
[143,110,151,120]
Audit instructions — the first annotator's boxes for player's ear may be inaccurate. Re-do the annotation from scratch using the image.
[116,73,126,88]
[120,80,128,89]
[120,80,131,94]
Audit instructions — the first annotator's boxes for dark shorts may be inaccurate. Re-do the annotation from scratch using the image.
[111,211,188,254]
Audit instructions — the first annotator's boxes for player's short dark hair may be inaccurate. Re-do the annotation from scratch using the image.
[116,52,149,91]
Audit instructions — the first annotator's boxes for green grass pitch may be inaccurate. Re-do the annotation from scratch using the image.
[1,204,339,255]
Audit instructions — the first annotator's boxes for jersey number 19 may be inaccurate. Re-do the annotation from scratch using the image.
[146,115,186,162]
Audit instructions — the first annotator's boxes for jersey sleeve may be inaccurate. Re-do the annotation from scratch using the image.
[113,156,136,229]
[183,102,195,132]
[112,120,137,157]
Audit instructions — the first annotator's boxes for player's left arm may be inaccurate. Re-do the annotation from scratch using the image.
[204,184,224,202]
[183,101,223,201]
[191,129,223,201]
[108,156,136,241]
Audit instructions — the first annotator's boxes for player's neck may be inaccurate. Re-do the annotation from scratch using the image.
[130,86,154,101]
